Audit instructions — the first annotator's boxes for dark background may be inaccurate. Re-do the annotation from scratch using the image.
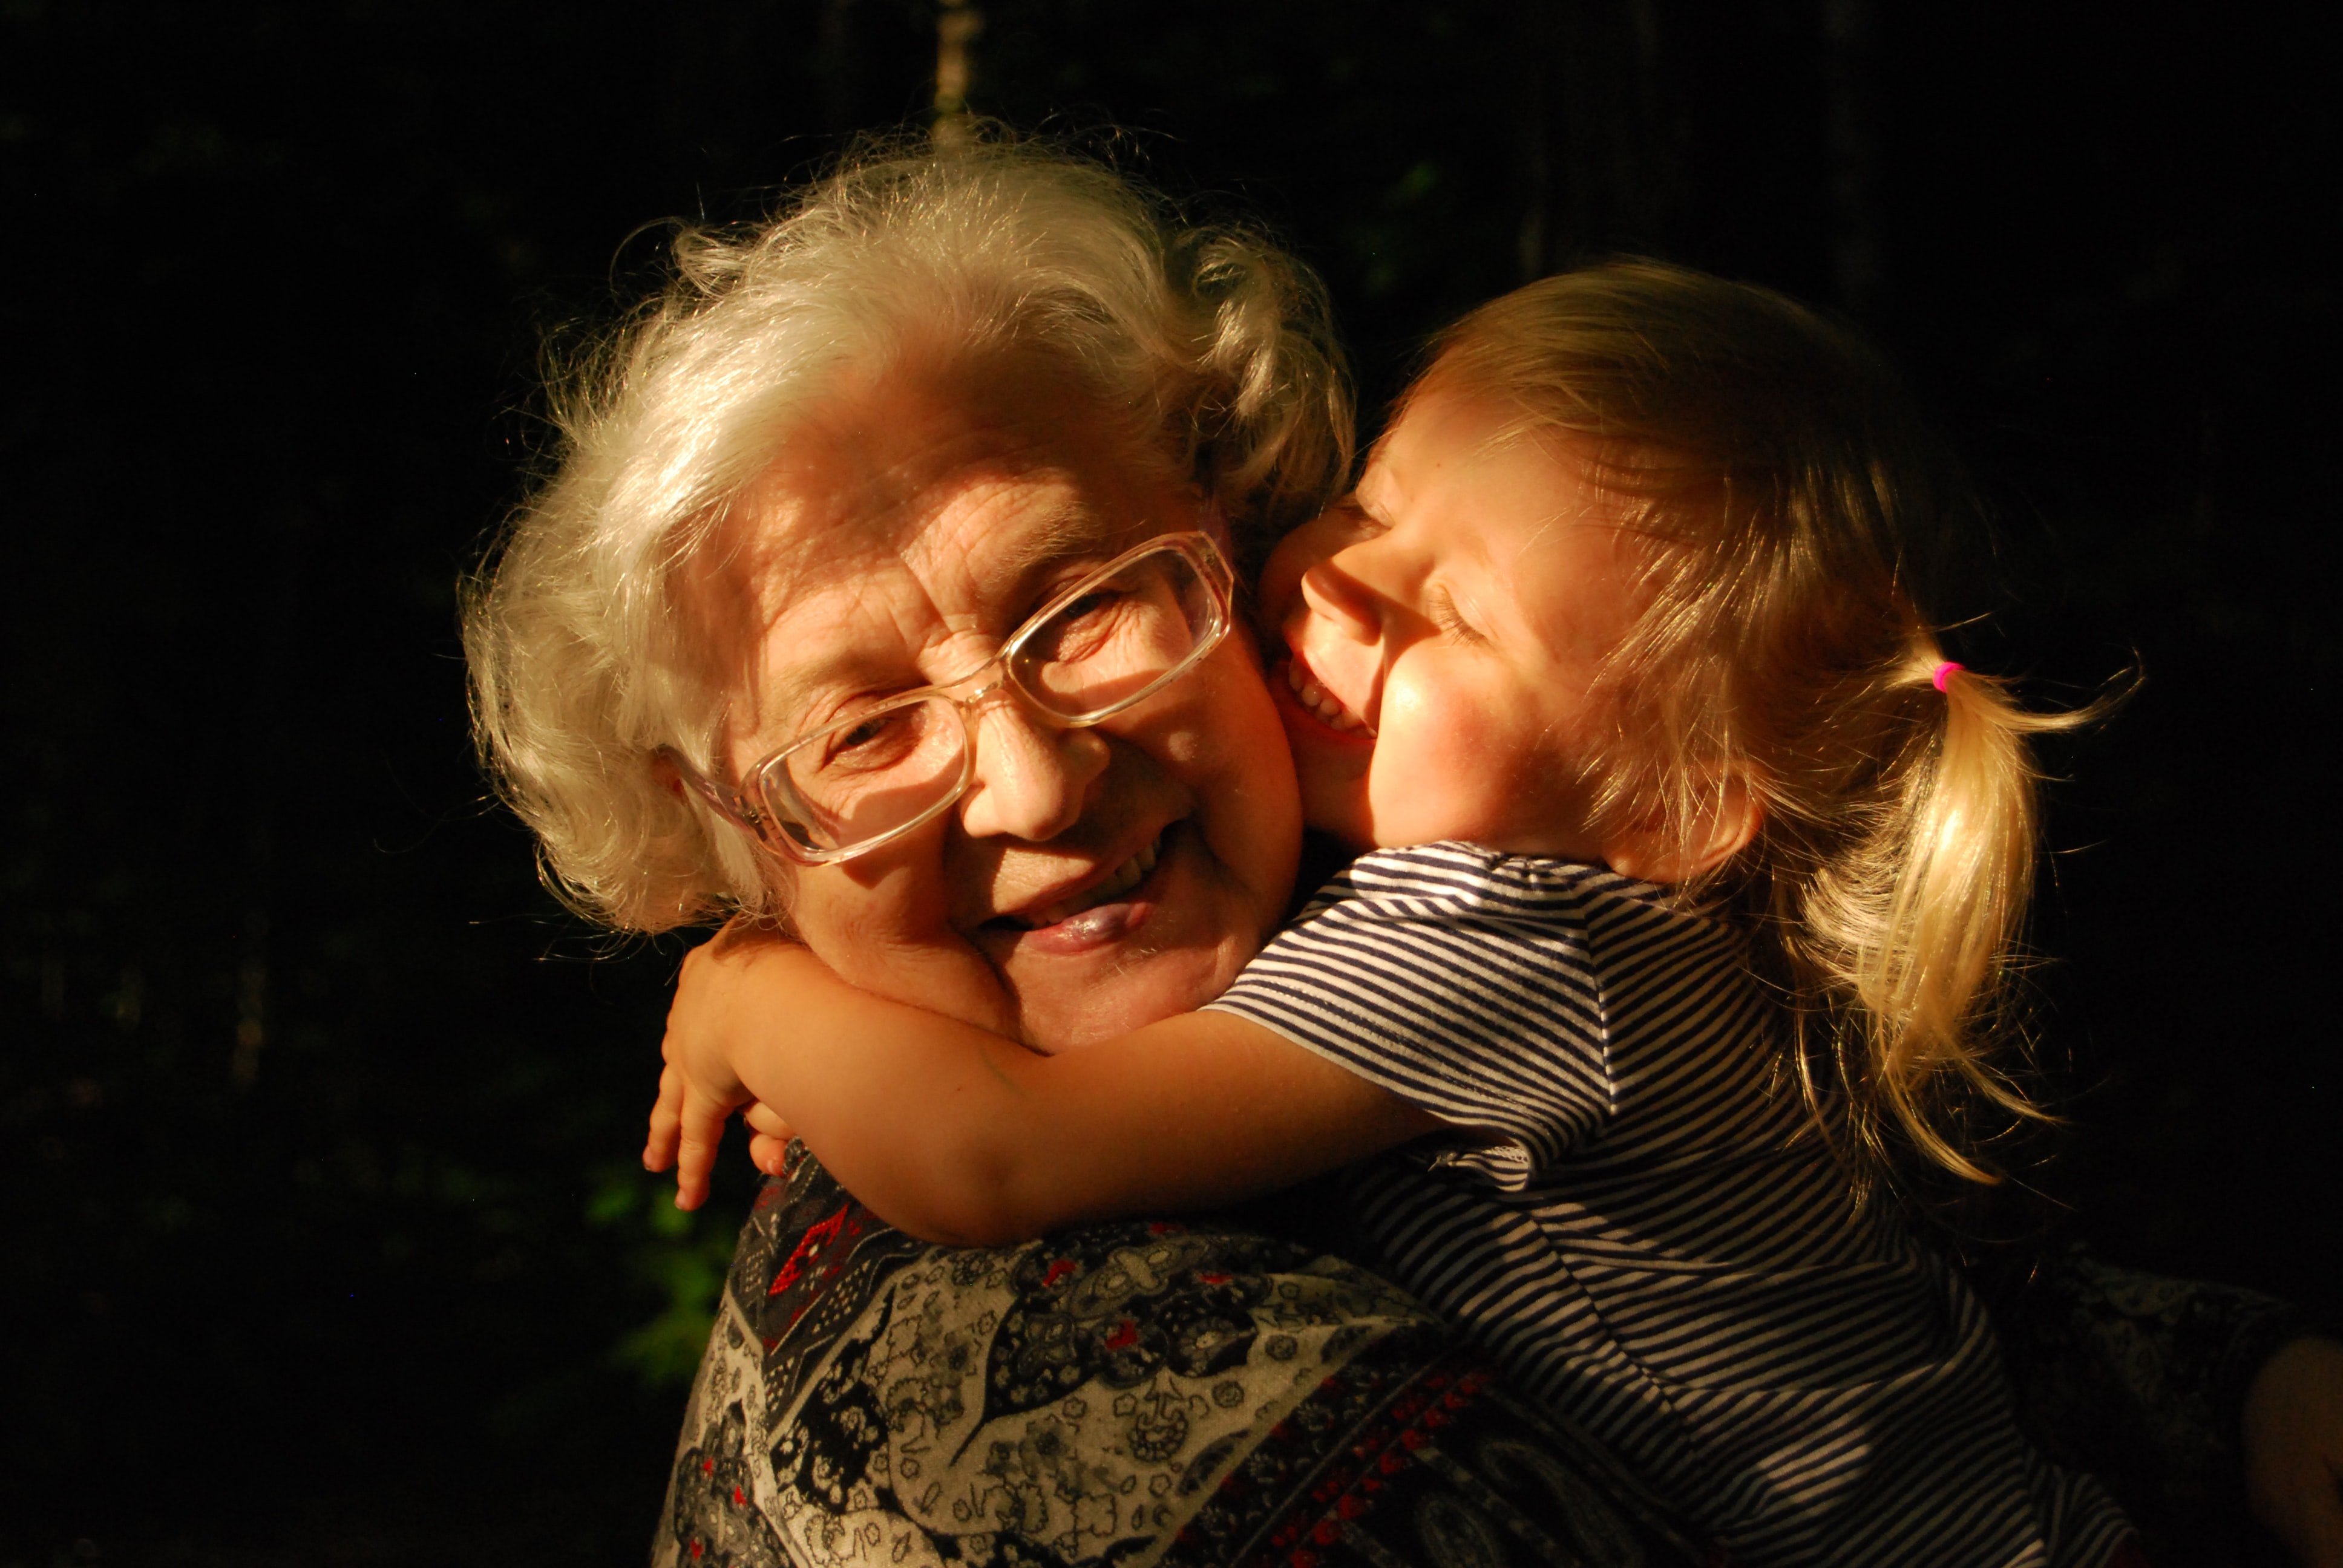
[3,2,2336,1562]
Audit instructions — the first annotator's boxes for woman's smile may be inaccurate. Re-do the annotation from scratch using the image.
[978,823,1175,953]
[1004,828,1164,931]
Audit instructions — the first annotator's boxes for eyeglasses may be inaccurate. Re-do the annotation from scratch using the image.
[661,530,1234,865]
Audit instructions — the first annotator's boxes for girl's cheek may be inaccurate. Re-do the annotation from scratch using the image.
[1370,687,1523,840]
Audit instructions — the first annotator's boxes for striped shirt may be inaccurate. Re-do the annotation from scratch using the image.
[1207,843,2132,1567]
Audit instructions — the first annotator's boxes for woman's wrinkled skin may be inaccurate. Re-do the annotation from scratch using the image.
[691,352,1299,1054]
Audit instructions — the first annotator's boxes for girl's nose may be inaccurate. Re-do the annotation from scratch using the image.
[1259,502,1372,641]
[955,699,1110,843]
[1296,558,1381,643]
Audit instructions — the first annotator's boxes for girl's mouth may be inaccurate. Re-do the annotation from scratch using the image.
[1280,654,1374,736]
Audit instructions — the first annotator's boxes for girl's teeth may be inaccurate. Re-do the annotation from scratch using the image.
[1286,658,1369,734]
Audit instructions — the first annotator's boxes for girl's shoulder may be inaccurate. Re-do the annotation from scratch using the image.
[1308,844,1745,958]
[1318,841,1661,913]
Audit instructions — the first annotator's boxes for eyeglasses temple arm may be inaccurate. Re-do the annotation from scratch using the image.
[654,745,762,831]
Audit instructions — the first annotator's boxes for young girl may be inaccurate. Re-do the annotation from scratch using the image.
[648,261,2137,1567]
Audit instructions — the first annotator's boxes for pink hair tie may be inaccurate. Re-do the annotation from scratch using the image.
[1931,661,1965,693]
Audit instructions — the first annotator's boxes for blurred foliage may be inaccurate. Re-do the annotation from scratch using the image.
[1,0,2336,1562]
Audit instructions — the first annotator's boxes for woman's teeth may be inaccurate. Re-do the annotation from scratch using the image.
[1021,836,1161,929]
[1285,657,1370,733]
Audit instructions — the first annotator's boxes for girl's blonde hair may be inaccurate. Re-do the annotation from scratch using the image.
[1426,261,2102,1184]
[462,133,1349,932]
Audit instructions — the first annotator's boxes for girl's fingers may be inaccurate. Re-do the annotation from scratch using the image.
[649,1061,731,1210]
[673,1097,729,1211]
[740,1103,797,1178]
[741,1101,796,1141]
[644,1063,687,1172]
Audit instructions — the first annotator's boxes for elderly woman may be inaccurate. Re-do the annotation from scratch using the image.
[467,139,2342,1567]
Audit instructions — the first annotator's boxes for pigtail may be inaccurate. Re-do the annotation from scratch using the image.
[1795,658,2098,1183]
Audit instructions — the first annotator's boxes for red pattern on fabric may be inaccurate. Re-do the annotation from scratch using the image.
[768,1202,851,1297]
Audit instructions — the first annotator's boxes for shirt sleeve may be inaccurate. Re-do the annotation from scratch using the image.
[1204,844,1618,1190]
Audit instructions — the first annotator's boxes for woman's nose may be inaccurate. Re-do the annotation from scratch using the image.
[955,700,1110,843]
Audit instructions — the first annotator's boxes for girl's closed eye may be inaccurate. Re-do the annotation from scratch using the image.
[1426,585,1484,644]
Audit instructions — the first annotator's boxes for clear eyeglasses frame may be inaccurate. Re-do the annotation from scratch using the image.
[658,529,1235,866]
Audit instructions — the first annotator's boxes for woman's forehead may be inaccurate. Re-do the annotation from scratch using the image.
[737,358,1173,587]
[703,379,1191,736]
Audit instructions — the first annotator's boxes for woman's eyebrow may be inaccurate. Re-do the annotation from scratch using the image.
[751,648,885,744]
[980,512,1182,618]
[994,505,1152,578]
[759,512,1135,730]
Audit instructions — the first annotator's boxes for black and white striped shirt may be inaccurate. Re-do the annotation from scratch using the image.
[1208,844,2132,1567]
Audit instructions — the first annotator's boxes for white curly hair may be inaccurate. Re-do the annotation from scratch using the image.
[463,134,1351,932]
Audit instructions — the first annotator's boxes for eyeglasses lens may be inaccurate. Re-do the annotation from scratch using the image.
[774,694,966,851]
[766,545,1221,855]
[1011,547,1218,713]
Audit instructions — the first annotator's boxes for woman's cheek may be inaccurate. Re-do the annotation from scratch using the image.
[1191,640,1303,926]
[795,851,1023,1038]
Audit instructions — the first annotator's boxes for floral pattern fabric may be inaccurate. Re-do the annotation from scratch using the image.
[657,1145,1714,1568]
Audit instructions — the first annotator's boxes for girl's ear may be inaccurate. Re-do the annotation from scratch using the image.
[1601,776,1761,885]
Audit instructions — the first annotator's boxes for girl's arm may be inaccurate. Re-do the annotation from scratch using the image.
[644,926,1443,1245]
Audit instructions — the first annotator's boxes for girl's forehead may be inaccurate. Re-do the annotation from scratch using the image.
[1366,381,1541,494]
[1365,384,1601,540]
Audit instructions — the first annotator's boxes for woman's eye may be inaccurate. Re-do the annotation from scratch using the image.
[821,708,911,768]
[1029,584,1138,661]
[1054,588,1120,625]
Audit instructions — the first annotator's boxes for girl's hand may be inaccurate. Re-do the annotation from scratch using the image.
[643,920,806,1210]
[2246,1336,2343,1568]
[644,1053,744,1210]
[743,1101,797,1179]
